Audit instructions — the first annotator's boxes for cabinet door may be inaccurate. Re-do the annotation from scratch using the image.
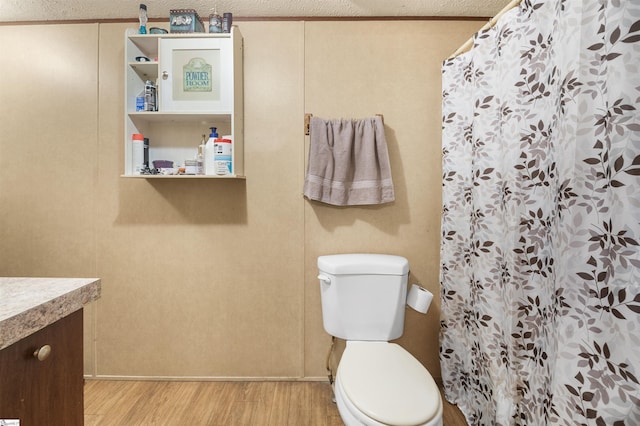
[159,37,234,113]
[0,309,84,425]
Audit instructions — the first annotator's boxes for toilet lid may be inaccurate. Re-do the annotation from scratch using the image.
[338,342,440,426]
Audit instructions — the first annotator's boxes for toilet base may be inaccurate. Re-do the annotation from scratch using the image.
[334,372,443,426]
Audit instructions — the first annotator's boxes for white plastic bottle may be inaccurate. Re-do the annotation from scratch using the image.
[131,133,144,174]
[214,137,232,175]
[204,127,218,175]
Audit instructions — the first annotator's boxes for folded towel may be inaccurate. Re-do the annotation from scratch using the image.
[303,116,395,206]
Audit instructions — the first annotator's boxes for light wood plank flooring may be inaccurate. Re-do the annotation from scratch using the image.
[85,380,467,425]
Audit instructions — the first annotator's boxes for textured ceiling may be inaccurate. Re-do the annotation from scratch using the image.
[0,0,506,23]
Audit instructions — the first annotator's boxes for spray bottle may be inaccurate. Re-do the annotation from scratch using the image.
[204,127,218,175]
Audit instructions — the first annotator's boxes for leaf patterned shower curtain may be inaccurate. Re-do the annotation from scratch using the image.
[440,1,640,424]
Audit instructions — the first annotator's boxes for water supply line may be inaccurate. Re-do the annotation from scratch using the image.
[326,335,336,386]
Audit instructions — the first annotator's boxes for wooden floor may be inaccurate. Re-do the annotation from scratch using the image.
[85,380,467,425]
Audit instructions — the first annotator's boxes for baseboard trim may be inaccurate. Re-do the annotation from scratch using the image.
[85,374,329,382]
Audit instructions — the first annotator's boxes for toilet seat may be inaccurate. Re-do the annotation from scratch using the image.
[337,341,441,426]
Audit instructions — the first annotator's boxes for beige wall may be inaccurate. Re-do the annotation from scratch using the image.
[0,19,479,380]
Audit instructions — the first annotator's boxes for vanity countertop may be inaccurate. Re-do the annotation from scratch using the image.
[0,277,101,351]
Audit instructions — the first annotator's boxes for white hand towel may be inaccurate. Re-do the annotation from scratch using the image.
[303,116,395,206]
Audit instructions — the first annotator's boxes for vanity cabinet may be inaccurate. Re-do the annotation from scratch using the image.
[0,309,84,425]
[124,27,244,178]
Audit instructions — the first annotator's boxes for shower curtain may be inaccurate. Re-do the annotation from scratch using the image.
[440,1,640,425]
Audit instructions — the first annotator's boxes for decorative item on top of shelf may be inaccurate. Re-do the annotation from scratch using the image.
[170,9,205,33]
[222,13,232,33]
[209,7,222,33]
[138,4,148,34]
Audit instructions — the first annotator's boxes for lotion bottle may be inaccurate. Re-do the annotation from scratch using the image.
[204,127,218,175]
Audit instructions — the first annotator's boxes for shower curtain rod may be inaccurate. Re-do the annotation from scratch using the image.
[447,0,522,59]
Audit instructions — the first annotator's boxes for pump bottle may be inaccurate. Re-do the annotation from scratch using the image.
[204,127,218,175]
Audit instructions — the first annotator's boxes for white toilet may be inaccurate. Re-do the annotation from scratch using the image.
[317,253,443,426]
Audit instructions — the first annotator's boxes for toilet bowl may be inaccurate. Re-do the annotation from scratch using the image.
[334,341,442,426]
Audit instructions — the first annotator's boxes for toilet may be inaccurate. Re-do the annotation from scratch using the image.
[317,253,443,426]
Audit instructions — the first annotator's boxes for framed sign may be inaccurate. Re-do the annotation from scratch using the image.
[159,37,233,112]
[172,51,219,100]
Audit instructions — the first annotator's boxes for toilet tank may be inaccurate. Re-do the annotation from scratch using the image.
[317,254,409,341]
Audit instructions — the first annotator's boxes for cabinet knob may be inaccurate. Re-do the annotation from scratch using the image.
[162,71,169,80]
[34,344,52,361]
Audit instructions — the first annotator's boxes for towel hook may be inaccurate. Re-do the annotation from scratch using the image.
[305,113,313,136]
